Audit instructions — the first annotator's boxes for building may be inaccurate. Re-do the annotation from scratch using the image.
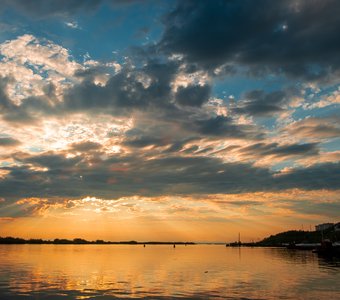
[334,222,340,232]
[315,223,334,231]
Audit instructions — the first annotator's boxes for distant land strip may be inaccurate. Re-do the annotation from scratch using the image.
[0,237,195,245]
[0,226,339,246]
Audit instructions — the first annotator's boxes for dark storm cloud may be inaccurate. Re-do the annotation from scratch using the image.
[64,60,179,114]
[277,162,340,190]
[175,84,211,107]
[0,77,34,123]
[123,135,168,148]
[232,90,293,117]
[195,116,263,139]
[64,61,266,140]
[269,143,319,156]
[0,61,176,121]
[0,76,58,123]
[1,150,339,206]
[70,141,102,152]
[123,124,198,151]
[1,96,57,124]
[0,60,263,141]
[238,142,319,158]
[0,152,271,201]
[14,152,83,170]
[162,138,199,154]
[158,0,340,80]
[0,77,16,115]
[0,137,21,147]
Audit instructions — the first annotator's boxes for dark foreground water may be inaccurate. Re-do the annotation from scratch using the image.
[0,245,339,299]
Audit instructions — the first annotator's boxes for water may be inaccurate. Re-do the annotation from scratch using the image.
[0,245,339,299]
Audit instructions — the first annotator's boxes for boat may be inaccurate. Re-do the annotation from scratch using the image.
[286,242,320,250]
[313,240,340,256]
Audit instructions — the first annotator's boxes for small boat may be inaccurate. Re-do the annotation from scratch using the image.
[295,243,320,250]
[314,240,340,256]
[286,242,320,250]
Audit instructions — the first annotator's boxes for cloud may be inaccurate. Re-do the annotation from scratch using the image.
[0,0,337,237]
[0,34,80,82]
[232,89,297,117]
[0,30,337,218]
[70,141,102,152]
[158,0,340,81]
[0,35,81,123]
[18,152,83,170]
[276,162,340,190]
[175,84,211,107]
[1,0,102,18]
[0,35,265,143]
[63,58,265,141]
[194,116,263,139]
[4,189,340,221]
[282,116,340,140]
[1,0,152,19]
[1,148,340,204]
[238,142,319,159]
[304,88,340,109]
[64,21,80,29]
[123,134,168,149]
[284,199,340,218]
[63,60,179,115]
[209,141,322,167]
[0,137,21,147]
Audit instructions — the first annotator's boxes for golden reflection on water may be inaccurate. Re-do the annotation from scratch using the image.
[0,245,339,299]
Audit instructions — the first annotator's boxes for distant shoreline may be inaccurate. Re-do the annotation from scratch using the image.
[0,237,195,245]
[1,225,339,246]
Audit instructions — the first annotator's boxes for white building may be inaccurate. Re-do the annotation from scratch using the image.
[334,222,340,232]
[315,223,334,231]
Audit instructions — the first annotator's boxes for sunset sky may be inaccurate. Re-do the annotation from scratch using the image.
[0,0,339,242]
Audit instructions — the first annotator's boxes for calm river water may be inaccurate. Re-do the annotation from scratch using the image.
[0,244,339,299]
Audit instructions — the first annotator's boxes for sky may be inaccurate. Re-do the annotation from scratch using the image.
[0,0,339,242]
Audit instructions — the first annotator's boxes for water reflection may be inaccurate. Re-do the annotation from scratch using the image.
[0,245,339,299]
[267,247,319,264]
[267,247,340,269]
[317,254,340,270]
